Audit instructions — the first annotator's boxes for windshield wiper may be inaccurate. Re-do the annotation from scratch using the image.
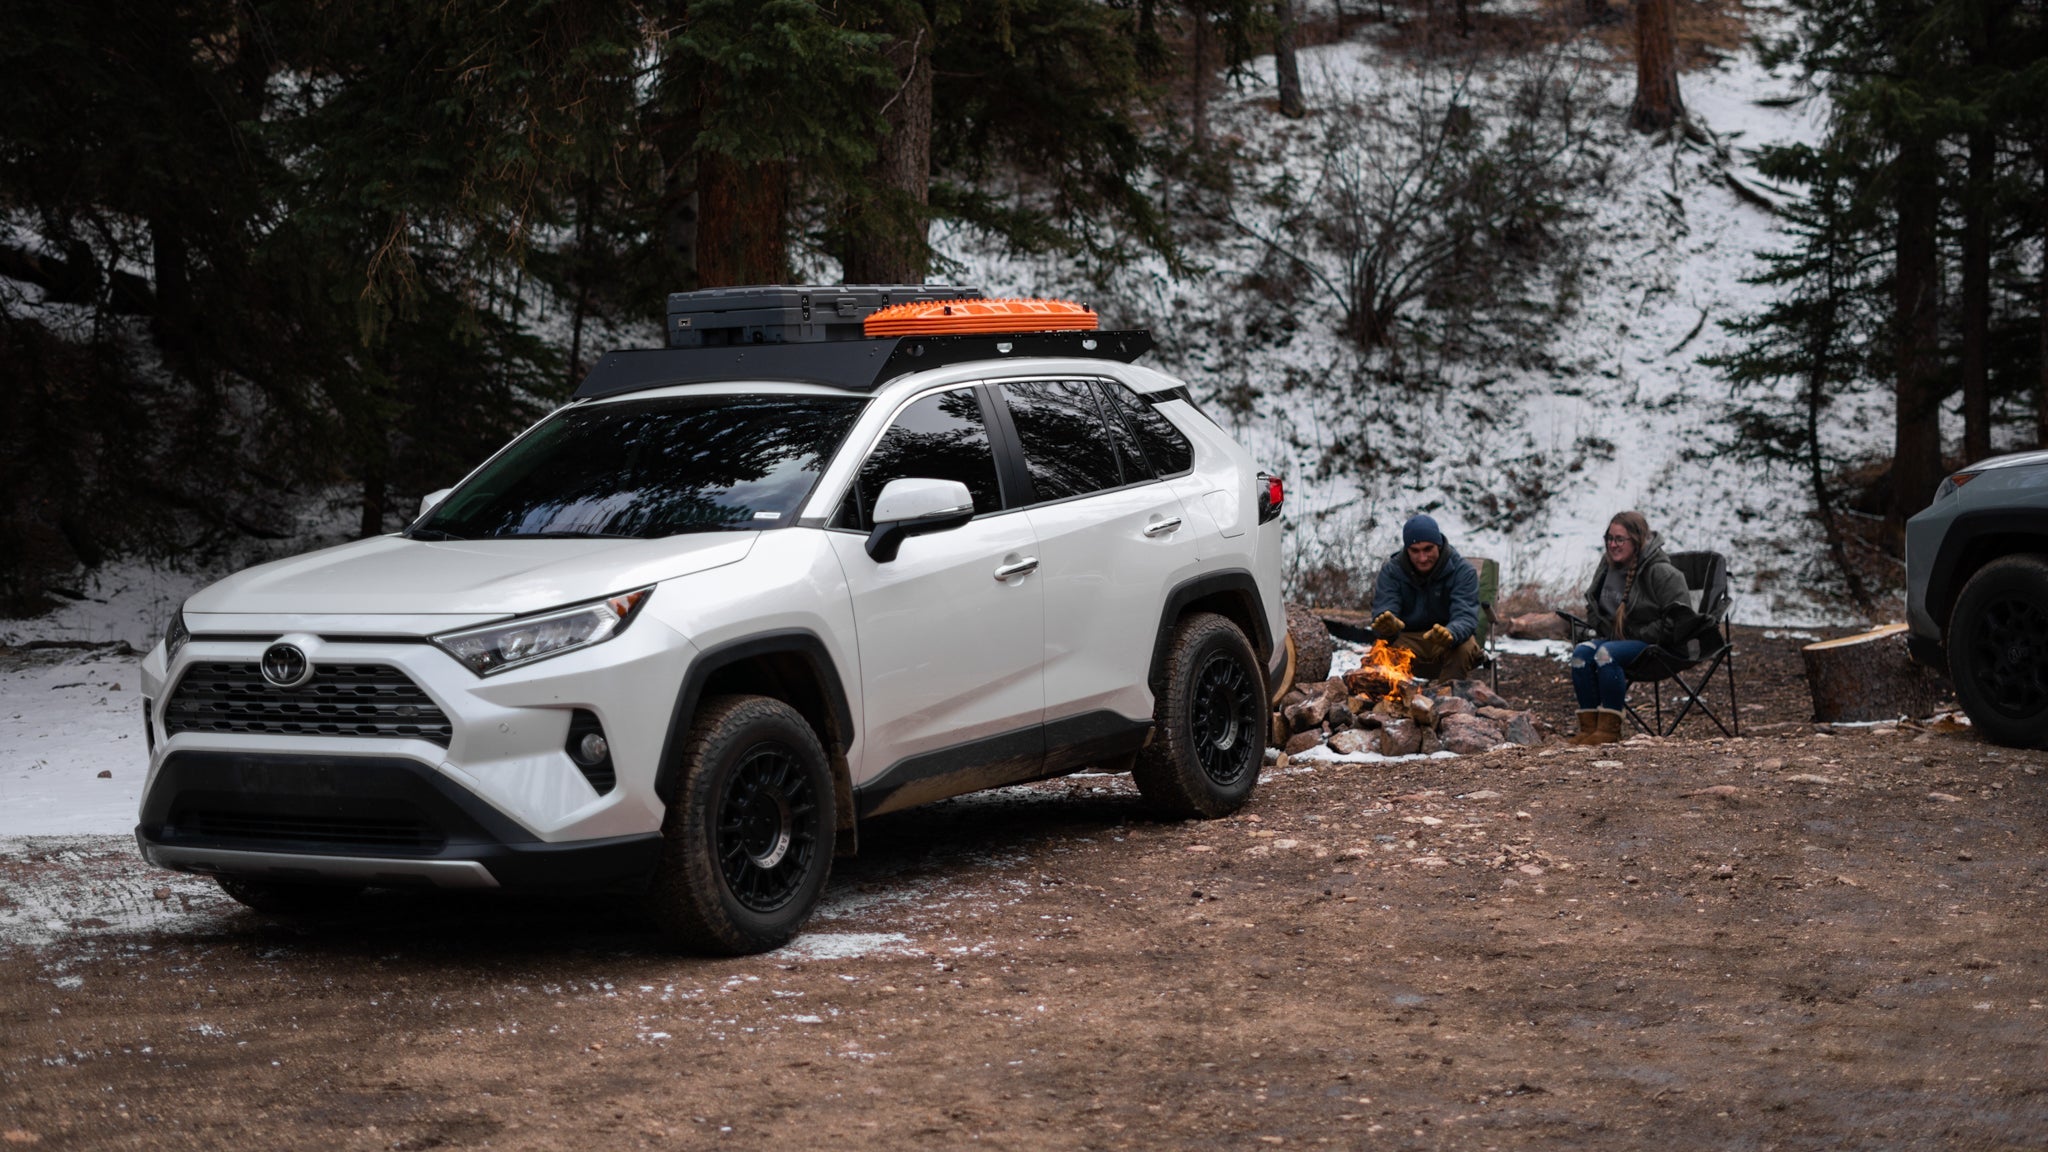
[407,527,467,541]
[502,531,643,540]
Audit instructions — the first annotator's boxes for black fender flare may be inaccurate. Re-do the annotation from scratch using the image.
[653,629,856,806]
[1147,569,1276,696]
[1925,509,2048,640]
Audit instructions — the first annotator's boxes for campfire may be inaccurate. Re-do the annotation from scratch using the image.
[1347,640,1416,704]
[1271,640,1546,758]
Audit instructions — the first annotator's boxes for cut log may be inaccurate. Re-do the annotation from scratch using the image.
[1285,603,1334,687]
[1801,624,1952,723]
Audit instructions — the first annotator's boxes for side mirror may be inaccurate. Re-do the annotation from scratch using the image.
[418,488,454,517]
[866,478,975,562]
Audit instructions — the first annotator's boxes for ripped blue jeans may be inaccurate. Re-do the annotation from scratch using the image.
[1570,640,1650,710]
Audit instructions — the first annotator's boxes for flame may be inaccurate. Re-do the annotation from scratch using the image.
[1361,640,1415,696]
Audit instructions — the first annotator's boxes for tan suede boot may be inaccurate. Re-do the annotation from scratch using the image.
[1567,710,1603,745]
[1585,708,1624,745]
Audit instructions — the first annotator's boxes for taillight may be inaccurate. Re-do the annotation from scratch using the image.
[1257,472,1284,523]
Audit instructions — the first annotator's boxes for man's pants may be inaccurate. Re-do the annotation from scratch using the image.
[1391,632,1483,682]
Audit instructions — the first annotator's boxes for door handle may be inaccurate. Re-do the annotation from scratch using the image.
[1142,516,1183,537]
[993,557,1039,581]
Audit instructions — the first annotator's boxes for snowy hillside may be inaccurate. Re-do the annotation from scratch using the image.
[950,10,1884,626]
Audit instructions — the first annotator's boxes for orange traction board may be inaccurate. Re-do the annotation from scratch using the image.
[863,297,1098,338]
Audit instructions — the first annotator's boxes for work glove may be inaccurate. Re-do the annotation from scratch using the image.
[1422,623,1455,657]
[1371,611,1404,639]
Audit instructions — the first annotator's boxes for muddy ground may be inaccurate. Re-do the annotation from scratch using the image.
[3,628,2046,1150]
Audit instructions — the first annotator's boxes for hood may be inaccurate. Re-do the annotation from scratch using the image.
[1392,541,1466,585]
[1969,448,2048,473]
[185,531,759,619]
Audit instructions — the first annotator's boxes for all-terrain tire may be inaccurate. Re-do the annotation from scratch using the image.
[648,695,836,955]
[1285,603,1334,688]
[1133,611,1267,819]
[215,876,363,915]
[1948,554,2048,748]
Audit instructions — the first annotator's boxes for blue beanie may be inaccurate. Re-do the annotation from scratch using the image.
[1402,514,1445,548]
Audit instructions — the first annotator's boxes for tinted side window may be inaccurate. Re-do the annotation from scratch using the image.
[1106,383,1195,476]
[847,388,1002,529]
[1000,380,1126,503]
[1095,381,1153,483]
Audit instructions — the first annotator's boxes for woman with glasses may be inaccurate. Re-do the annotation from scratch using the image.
[1567,511,1693,745]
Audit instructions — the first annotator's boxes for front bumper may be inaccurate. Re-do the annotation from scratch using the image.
[134,751,664,890]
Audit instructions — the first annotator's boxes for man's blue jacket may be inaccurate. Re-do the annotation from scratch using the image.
[1370,542,1480,643]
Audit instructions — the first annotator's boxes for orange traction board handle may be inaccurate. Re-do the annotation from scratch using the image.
[863,297,1098,338]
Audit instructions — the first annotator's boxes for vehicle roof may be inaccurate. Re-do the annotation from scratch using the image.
[579,353,1193,408]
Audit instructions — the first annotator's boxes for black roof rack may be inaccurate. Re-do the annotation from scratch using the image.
[572,330,1155,401]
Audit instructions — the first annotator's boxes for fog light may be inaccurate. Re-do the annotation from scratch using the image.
[576,732,610,765]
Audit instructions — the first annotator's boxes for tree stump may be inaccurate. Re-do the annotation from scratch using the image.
[1802,624,1952,723]
[1285,603,1334,688]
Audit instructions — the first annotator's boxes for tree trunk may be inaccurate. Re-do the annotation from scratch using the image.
[1191,14,1210,151]
[1627,0,1683,133]
[148,214,190,365]
[359,470,386,539]
[1808,362,1873,612]
[1584,0,1615,24]
[1801,624,1951,722]
[696,152,789,288]
[1273,1,1306,118]
[1893,144,1945,526]
[841,19,934,284]
[2039,150,2048,450]
[1961,128,1992,463]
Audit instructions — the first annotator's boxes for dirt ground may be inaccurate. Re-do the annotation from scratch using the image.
[4,628,2047,1150]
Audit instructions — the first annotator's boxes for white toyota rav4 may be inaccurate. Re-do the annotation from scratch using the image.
[136,287,1286,954]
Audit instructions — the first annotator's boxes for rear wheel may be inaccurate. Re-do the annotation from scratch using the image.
[1133,612,1267,818]
[215,876,363,916]
[1949,554,2048,748]
[648,695,835,954]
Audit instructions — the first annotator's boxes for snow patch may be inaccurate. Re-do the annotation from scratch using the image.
[771,933,922,961]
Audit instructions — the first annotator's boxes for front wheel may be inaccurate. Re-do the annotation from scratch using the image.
[1949,554,2048,748]
[648,695,836,954]
[1133,611,1267,818]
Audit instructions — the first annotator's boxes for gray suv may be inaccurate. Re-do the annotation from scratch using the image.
[1905,449,2048,746]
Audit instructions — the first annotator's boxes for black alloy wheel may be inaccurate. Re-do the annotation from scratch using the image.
[1191,650,1261,788]
[649,694,836,954]
[1949,554,2048,748]
[716,743,820,913]
[1133,610,1267,819]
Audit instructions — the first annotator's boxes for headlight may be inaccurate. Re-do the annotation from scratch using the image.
[164,608,191,663]
[432,589,652,676]
[1934,472,1978,501]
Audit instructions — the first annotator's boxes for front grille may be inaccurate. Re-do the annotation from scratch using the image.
[165,662,453,746]
[171,807,446,852]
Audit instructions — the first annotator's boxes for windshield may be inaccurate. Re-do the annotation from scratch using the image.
[414,394,866,540]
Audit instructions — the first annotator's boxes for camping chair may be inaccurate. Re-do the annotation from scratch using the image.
[1466,555,1501,691]
[1561,551,1740,737]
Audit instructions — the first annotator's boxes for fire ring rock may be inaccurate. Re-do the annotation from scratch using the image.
[1438,714,1505,755]
[1328,728,1381,756]
[1379,718,1424,756]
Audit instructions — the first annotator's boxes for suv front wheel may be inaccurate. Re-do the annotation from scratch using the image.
[1949,554,2048,748]
[1134,612,1267,818]
[649,695,836,954]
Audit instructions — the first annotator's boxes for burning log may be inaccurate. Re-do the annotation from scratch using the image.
[1342,640,1416,701]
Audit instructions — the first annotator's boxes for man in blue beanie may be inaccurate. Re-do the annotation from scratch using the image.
[1369,514,1483,681]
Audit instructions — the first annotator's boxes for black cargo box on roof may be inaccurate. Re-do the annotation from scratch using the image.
[572,329,1155,401]
[665,283,984,348]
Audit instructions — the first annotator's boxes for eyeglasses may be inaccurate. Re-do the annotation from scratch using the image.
[1603,534,1631,544]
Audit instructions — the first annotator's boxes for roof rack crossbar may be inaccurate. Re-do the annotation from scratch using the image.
[572,330,1154,401]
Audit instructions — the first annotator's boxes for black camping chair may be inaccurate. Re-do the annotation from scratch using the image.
[1559,551,1740,737]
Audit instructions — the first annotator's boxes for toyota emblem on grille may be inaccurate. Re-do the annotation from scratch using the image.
[260,643,313,689]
